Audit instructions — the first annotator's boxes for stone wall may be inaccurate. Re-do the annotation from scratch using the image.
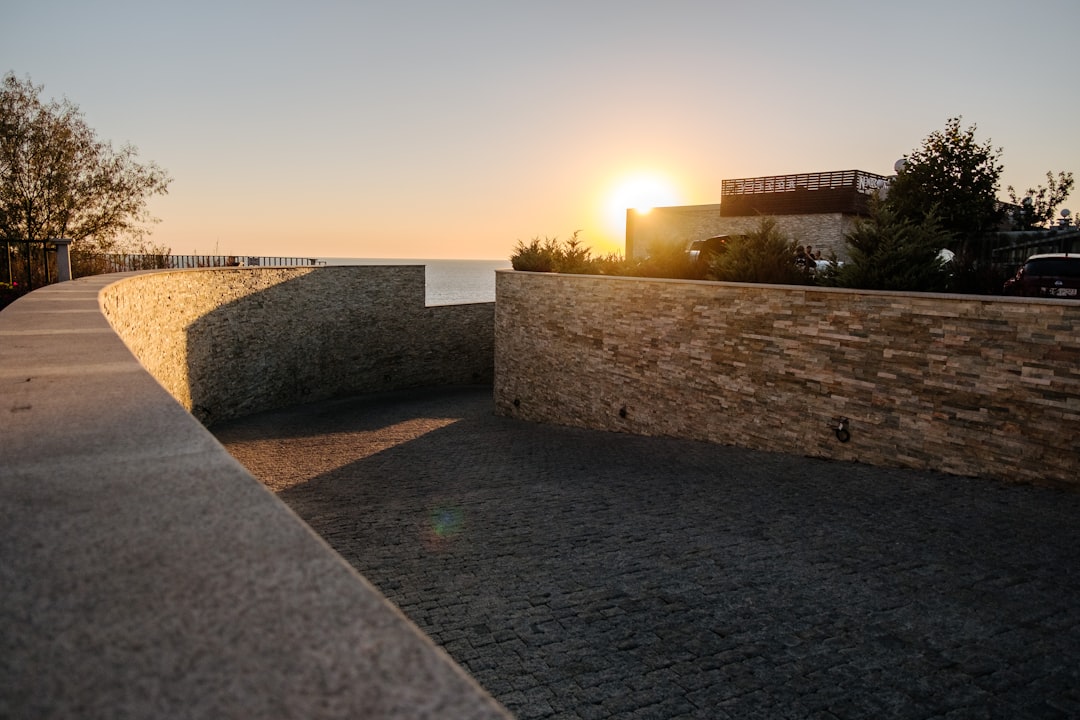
[101,266,494,425]
[1,271,508,719]
[628,206,859,261]
[626,204,725,258]
[494,271,1080,488]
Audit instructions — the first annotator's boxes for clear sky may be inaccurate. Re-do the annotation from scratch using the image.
[3,0,1078,260]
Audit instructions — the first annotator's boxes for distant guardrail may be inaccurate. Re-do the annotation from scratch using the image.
[77,253,324,273]
[3,238,60,290]
[3,240,325,294]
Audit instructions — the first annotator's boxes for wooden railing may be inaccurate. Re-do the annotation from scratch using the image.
[721,170,889,196]
[719,170,890,217]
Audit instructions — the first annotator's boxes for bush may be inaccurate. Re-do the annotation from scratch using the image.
[827,199,951,292]
[511,234,569,273]
[510,222,820,285]
[510,233,710,279]
[510,232,605,274]
[510,237,557,272]
[705,217,813,285]
[0,281,26,310]
[619,243,704,279]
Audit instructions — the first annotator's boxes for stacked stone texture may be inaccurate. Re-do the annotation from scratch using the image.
[494,271,1080,487]
[629,208,860,260]
[102,266,494,426]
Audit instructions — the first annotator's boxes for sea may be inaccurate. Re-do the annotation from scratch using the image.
[319,258,511,306]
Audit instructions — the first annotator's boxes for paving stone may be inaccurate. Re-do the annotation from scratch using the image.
[216,385,1080,720]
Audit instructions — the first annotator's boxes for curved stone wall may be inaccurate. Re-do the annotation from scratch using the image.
[0,270,507,719]
[100,266,494,425]
[495,270,1080,488]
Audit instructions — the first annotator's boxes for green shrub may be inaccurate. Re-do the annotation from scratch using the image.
[0,281,26,310]
[705,217,812,285]
[510,236,560,272]
[510,234,715,280]
[620,243,703,279]
[509,221,826,287]
[828,199,951,292]
[510,231,604,274]
[554,232,595,274]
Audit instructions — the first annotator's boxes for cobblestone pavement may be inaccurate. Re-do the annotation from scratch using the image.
[214,386,1080,720]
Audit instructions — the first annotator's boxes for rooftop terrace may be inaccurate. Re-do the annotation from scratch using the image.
[720,169,890,216]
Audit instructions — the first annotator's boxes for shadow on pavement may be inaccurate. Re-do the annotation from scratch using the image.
[214,386,1080,720]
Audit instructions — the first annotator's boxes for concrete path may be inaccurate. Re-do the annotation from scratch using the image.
[214,386,1080,720]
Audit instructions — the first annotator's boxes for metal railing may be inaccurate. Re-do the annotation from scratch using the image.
[83,253,323,273]
[721,170,890,197]
[3,239,57,291]
[2,242,326,309]
[989,229,1080,268]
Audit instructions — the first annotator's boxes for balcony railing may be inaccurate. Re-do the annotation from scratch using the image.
[719,170,890,217]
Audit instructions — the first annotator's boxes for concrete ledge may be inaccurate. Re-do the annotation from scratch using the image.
[0,272,509,719]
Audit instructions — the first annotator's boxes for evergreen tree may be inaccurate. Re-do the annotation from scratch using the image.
[831,199,951,292]
[706,217,811,285]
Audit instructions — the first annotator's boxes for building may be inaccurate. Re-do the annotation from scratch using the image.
[990,226,1080,269]
[626,169,891,261]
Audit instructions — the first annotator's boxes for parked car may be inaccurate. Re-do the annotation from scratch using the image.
[1003,253,1080,298]
[687,236,729,265]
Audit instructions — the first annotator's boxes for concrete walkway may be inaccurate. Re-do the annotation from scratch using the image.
[214,385,1080,720]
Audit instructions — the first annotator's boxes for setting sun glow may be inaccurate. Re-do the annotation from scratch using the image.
[602,172,683,249]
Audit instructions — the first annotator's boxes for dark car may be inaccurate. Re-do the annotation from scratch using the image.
[687,235,729,265]
[1003,253,1080,299]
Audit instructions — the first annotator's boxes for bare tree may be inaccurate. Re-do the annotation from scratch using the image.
[1007,171,1075,230]
[0,73,172,251]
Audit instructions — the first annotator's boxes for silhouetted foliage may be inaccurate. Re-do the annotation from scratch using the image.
[888,117,1004,239]
[510,222,818,285]
[705,217,812,285]
[882,116,1076,293]
[0,73,172,252]
[1006,171,1075,230]
[510,236,561,272]
[510,232,692,277]
[510,232,604,274]
[620,242,703,279]
[829,198,951,292]
[0,280,24,309]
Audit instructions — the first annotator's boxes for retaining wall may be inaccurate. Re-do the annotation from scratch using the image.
[494,270,1080,487]
[0,268,507,719]
[100,265,494,425]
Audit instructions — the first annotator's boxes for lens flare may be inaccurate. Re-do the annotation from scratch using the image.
[430,505,464,538]
[423,503,465,551]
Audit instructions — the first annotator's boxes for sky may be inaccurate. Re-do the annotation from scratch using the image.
[3,0,1078,260]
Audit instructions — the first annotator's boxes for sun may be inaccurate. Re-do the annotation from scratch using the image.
[603,172,683,245]
[610,172,681,213]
